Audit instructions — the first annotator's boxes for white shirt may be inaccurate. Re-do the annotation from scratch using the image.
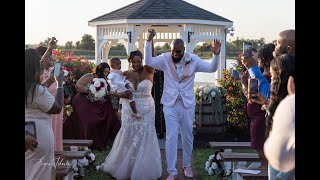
[264,94,295,172]
[107,69,127,93]
[174,57,185,79]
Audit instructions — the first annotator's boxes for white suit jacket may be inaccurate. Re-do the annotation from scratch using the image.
[144,41,220,108]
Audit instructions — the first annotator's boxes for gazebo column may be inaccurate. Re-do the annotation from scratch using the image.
[134,24,148,53]
[126,25,136,54]
[175,25,192,53]
[101,44,107,62]
[95,26,102,65]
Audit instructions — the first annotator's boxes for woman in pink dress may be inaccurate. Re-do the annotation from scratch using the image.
[36,44,63,151]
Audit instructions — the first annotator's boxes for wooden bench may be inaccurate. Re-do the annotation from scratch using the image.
[238,168,268,180]
[220,152,260,162]
[63,139,93,147]
[220,152,262,180]
[210,142,261,171]
[209,141,251,149]
[55,151,88,160]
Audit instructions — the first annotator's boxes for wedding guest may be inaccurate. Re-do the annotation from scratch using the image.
[25,48,64,180]
[241,43,275,169]
[73,62,121,150]
[35,38,64,151]
[264,76,295,173]
[252,54,295,179]
[241,29,295,99]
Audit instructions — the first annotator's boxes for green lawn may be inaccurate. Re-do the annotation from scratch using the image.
[193,148,255,179]
[84,149,115,180]
[84,148,255,180]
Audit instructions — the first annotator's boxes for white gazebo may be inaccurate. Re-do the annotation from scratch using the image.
[88,0,233,81]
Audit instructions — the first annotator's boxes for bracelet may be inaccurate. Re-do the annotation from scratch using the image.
[56,86,63,89]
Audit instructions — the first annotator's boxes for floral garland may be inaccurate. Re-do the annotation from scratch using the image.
[86,78,109,103]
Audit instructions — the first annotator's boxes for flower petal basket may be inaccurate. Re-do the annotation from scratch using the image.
[194,85,228,137]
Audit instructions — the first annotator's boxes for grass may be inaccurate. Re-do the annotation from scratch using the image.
[84,147,255,180]
[193,148,221,180]
[84,148,115,180]
[193,148,255,180]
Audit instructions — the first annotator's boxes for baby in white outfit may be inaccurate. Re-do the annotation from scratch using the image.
[107,58,142,118]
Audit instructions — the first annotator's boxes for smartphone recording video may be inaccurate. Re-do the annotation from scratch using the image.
[54,62,62,77]
[248,78,259,99]
[243,42,253,58]
[25,121,37,139]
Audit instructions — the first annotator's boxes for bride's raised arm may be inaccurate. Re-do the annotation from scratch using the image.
[144,39,155,74]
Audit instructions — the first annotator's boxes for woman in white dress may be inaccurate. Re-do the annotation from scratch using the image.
[25,45,64,179]
[99,49,162,180]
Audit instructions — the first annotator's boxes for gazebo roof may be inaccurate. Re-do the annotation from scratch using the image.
[89,0,232,23]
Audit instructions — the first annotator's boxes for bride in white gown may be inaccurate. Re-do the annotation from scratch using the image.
[99,50,162,180]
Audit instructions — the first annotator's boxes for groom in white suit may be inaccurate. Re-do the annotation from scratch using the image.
[144,29,221,180]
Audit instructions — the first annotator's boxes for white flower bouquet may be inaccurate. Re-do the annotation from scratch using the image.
[87,78,109,102]
[194,84,226,104]
[194,84,227,127]
[204,151,226,177]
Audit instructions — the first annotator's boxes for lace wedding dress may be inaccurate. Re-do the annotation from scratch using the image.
[99,79,162,180]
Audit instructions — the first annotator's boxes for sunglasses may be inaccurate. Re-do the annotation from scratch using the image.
[171,50,184,54]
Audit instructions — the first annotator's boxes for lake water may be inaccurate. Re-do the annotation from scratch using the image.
[89,59,237,84]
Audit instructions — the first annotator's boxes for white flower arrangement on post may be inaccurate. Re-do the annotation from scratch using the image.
[194,84,227,127]
[86,78,109,103]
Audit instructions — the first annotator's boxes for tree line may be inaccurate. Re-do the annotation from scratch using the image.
[28,34,271,59]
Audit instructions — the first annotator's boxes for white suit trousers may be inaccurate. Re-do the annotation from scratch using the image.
[163,99,194,176]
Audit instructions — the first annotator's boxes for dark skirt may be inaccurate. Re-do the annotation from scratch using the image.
[247,101,266,150]
[72,92,120,149]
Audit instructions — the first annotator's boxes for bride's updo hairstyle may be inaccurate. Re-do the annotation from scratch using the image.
[128,50,143,63]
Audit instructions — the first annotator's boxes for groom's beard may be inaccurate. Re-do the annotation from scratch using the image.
[172,56,183,63]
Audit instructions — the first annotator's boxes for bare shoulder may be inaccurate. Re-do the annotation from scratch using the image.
[77,73,94,85]
[144,65,154,74]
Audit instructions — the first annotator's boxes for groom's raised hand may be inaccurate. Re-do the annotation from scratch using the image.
[211,39,222,55]
[147,29,156,42]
